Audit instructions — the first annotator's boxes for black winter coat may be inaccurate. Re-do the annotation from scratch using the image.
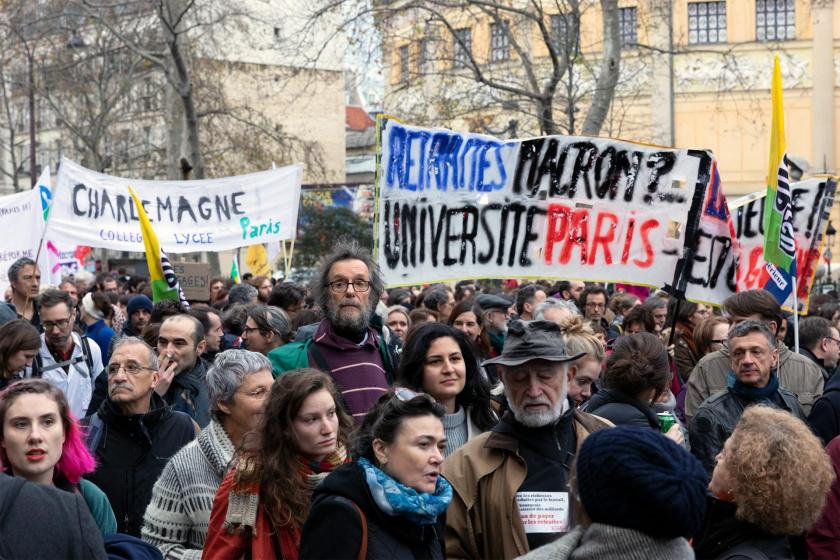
[585,387,661,430]
[300,462,445,560]
[693,496,793,559]
[689,387,803,478]
[808,369,840,445]
[0,472,107,560]
[83,393,195,537]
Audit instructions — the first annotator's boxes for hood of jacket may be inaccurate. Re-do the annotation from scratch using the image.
[311,461,442,547]
[519,523,694,560]
[585,388,660,429]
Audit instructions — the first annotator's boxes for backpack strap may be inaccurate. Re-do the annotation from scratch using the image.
[84,413,104,453]
[79,336,96,392]
[334,496,367,560]
[309,342,331,374]
[31,353,43,378]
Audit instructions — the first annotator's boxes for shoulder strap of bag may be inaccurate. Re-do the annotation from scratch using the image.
[351,500,367,560]
[78,336,97,393]
[334,496,367,560]
[308,341,332,374]
[84,413,104,453]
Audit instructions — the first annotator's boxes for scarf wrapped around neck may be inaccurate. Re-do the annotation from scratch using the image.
[222,444,349,558]
[299,445,350,489]
[357,457,452,525]
[726,371,780,402]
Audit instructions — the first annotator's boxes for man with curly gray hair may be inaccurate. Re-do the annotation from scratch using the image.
[268,240,398,421]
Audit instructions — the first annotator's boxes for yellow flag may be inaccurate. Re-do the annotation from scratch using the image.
[246,244,270,276]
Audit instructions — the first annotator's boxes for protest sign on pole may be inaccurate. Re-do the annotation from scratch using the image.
[374,118,715,288]
[171,261,212,301]
[0,188,51,293]
[46,158,303,253]
[686,177,836,313]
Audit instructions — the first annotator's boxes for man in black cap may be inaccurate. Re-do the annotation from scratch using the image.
[475,293,512,355]
[443,320,612,559]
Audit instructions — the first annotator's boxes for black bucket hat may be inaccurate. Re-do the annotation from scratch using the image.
[482,319,585,367]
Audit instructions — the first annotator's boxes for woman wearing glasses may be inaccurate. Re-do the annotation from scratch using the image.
[0,378,117,536]
[143,350,274,558]
[203,368,353,559]
[300,389,452,560]
[396,323,498,457]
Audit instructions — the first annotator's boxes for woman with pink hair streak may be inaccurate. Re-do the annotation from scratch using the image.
[0,379,116,535]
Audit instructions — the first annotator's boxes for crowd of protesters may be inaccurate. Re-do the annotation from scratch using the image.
[2,242,840,559]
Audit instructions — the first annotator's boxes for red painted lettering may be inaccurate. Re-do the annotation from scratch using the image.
[560,209,590,265]
[588,211,618,265]
[632,218,659,268]
[620,213,636,265]
[543,203,571,264]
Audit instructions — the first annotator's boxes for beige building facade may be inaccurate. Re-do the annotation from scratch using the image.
[381,0,840,272]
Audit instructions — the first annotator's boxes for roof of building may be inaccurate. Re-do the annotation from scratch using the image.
[346,106,375,131]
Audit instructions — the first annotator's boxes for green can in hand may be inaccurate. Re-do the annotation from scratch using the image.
[657,412,676,434]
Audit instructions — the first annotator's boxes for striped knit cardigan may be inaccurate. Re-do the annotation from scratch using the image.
[142,419,235,560]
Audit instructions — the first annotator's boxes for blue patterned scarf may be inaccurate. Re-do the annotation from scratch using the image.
[357,457,452,525]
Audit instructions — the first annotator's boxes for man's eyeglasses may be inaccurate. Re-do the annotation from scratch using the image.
[242,326,265,335]
[107,362,157,377]
[329,280,371,293]
[585,302,605,309]
[826,337,840,346]
[43,318,72,330]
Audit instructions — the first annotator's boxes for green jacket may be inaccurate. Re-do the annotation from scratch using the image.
[268,330,398,382]
[79,478,117,536]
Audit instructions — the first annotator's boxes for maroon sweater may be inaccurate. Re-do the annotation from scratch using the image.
[308,320,389,421]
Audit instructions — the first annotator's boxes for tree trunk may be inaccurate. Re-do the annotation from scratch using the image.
[581,0,621,136]
[161,6,219,275]
[165,82,184,180]
[538,100,556,136]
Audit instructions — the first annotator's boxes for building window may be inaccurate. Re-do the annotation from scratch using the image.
[550,13,580,55]
[398,45,409,83]
[618,7,637,47]
[756,0,795,41]
[453,27,472,68]
[490,21,510,62]
[688,2,727,44]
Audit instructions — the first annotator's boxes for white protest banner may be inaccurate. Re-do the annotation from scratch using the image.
[46,158,303,253]
[686,177,836,313]
[375,119,715,287]
[0,188,49,293]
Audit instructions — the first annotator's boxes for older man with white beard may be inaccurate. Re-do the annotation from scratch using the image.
[268,241,400,421]
[442,320,613,559]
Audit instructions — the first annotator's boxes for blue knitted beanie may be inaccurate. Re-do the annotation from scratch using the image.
[127,295,153,318]
[575,425,708,538]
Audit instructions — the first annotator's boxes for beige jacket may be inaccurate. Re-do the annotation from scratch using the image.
[442,410,612,560]
[684,342,824,422]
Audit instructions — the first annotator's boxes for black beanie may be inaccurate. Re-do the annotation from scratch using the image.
[575,425,708,539]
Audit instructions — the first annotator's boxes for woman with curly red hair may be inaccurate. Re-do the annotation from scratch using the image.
[0,379,116,535]
[694,405,834,558]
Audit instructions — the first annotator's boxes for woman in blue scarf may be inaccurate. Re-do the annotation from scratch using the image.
[300,389,452,560]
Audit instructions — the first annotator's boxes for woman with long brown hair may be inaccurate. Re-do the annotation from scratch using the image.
[203,368,354,559]
[0,319,41,390]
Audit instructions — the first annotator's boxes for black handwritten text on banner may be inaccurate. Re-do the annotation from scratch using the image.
[376,120,714,287]
[46,158,303,253]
